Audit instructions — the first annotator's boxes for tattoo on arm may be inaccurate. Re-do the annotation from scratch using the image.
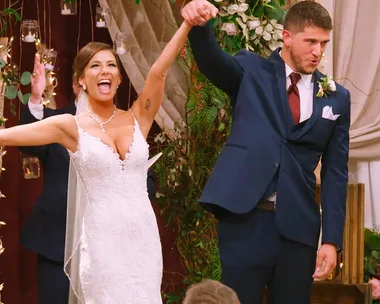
[144,98,151,110]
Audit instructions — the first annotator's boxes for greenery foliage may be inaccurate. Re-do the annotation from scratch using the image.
[364,228,380,303]
[0,1,21,36]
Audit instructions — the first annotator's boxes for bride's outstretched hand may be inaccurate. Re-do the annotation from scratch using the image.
[181,0,219,27]
[30,53,46,104]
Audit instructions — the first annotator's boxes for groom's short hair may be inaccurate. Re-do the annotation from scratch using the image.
[183,279,240,304]
[284,1,332,33]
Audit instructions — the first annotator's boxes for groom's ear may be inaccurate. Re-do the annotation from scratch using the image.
[282,29,292,47]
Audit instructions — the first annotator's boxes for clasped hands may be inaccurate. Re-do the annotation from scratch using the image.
[181,0,219,27]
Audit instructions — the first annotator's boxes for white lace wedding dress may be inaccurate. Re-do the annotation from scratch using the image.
[65,110,163,304]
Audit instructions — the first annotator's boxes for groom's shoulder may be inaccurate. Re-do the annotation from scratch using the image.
[233,49,267,72]
[333,80,350,102]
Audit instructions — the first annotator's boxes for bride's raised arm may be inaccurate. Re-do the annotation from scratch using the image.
[132,21,195,135]
[0,114,76,149]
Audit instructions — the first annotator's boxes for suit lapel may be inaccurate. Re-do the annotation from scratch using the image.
[291,70,325,140]
[269,50,294,134]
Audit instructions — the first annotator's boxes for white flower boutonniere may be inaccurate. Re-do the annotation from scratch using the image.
[316,75,336,98]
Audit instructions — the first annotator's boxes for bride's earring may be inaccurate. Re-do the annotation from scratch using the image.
[82,84,86,91]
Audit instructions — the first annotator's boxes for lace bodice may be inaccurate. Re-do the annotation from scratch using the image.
[66,111,163,304]
[70,111,149,195]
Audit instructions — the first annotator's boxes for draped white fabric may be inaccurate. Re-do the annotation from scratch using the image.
[99,0,189,132]
[319,0,380,228]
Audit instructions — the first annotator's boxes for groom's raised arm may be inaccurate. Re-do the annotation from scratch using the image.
[184,1,243,97]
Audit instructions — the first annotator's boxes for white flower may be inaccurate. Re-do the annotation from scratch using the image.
[218,7,229,16]
[316,75,336,97]
[317,83,324,97]
[238,11,248,22]
[268,40,283,51]
[275,23,284,30]
[255,25,264,35]
[263,31,272,41]
[247,19,260,30]
[227,4,239,15]
[221,22,239,36]
[214,0,223,2]
[328,78,336,91]
[237,3,249,13]
[270,19,278,26]
[265,23,273,33]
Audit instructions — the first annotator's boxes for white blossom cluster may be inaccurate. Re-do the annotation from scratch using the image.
[216,0,283,55]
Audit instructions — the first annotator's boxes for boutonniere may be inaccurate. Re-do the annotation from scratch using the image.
[316,75,336,98]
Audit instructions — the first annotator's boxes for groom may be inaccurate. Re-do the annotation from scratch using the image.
[182,1,350,303]
[19,59,157,303]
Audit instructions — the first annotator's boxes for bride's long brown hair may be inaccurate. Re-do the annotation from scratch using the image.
[72,42,123,85]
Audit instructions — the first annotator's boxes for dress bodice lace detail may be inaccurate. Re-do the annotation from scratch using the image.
[66,110,163,304]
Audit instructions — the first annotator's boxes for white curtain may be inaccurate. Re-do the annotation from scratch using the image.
[99,0,189,131]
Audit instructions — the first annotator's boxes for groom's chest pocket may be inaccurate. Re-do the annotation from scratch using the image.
[308,117,337,148]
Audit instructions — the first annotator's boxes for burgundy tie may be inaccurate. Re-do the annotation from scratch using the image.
[288,72,301,124]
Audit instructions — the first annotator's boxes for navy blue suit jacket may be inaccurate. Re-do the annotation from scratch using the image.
[189,23,350,249]
[19,104,157,262]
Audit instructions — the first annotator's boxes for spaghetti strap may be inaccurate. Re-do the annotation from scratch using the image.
[72,115,83,133]
[129,108,136,120]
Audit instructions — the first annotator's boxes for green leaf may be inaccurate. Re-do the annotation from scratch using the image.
[0,58,6,68]
[212,97,225,109]
[0,21,7,36]
[135,0,140,4]
[169,0,176,3]
[264,1,286,23]
[22,93,31,105]
[20,71,32,85]
[3,8,21,21]
[210,17,219,29]
[5,85,17,99]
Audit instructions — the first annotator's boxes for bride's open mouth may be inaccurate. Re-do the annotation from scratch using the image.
[97,79,112,94]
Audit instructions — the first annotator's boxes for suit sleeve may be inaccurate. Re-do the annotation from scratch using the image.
[188,22,243,97]
[320,91,351,249]
[18,105,59,159]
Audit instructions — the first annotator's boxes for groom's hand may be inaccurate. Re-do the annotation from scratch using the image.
[313,243,337,280]
[181,0,218,27]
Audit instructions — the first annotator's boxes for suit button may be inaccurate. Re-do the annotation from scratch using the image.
[273,163,279,168]
[283,140,288,144]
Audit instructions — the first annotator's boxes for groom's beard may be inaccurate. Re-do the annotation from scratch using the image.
[290,48,318,75]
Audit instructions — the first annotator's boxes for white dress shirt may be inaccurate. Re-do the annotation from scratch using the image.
[28,101,45,120]
[280,51,314,123]
[28,99,78,120]
[284,63,314,123]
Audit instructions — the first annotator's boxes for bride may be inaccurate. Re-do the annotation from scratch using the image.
[0,15,216,303]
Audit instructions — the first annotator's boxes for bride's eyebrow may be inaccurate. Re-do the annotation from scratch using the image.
[89,60,116,65]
